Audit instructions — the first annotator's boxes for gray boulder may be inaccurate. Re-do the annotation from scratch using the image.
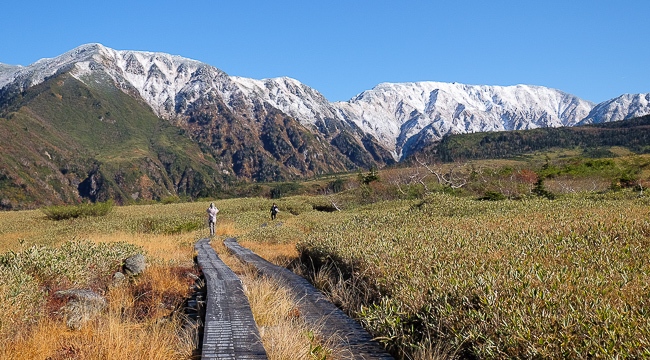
[123,253,146,275]
[112,271,126,286]
[55,289,107,330]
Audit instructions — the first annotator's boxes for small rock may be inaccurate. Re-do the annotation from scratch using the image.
[123,253,146,275]
[55,289,107,330]
[112,271,126,286]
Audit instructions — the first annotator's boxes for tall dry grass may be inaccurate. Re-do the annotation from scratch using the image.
[246,275,329,360]
[0,197,326,359]
[209,239,331,360]
[1,265,197,359]
[2,314,194,360]
[0,201,212,359]
[241,241,299,268]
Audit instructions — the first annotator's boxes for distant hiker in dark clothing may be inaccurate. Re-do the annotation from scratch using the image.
[270,203,279,220]
[207,203,219,236]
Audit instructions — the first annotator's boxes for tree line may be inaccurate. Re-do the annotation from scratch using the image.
[423,115,650,162]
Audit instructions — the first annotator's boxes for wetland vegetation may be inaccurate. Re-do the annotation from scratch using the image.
[1,151,650,359]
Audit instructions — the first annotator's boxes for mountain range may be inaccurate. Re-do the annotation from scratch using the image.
[1,43,649,208]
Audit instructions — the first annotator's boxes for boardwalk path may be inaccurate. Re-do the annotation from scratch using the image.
[224,238,394,360]
[194,238,268,360]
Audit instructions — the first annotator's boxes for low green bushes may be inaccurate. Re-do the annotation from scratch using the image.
[296,194,650,359]
[41,200,114,220]
[0,240,141,286]
[136,218,203,235]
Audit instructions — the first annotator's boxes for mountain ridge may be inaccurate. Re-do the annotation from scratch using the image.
[4,43,647,161]
[0,44,397,208]
[1,43,650,208]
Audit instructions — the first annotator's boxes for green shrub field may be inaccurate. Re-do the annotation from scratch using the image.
[295,193,650,358]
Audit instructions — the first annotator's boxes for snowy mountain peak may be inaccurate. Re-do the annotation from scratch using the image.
[579,93,650,125]
[66,44,229,118]
[230,76,334,126]
[0,43,108,90]
[333,81,596,158]
[2,44,650,162]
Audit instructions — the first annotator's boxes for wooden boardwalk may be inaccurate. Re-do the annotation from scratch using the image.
[194,238,268,360]
[224,238,394,360]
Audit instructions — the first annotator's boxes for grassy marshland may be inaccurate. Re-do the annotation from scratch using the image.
[296,192,650,358]
[0,198,328,359]
[2,155,650,359]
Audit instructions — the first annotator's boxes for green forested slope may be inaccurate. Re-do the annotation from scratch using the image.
[424,115,650,162]
[0,73,226,209]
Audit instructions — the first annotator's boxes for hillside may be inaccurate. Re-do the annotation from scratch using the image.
[0,72,228,209]
[1,44,650,209]
[0,45,400,209]
[419,115,650,162]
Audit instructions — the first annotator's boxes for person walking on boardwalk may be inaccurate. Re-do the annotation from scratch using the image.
[270,203,279,220]
[207,202,219,236]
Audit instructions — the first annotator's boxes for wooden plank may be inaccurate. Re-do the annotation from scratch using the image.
[224,238,394,360]
[195,238,268,360]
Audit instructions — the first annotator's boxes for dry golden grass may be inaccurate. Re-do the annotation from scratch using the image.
[1,265,197,360]
[88,232,196,265]
[2,315,194,360]
[209,239,332,360]
[245,275,322,360]
[241,241,299,267]
[1,199,318,359]
[216,219,239,237]
[0,209,42,252]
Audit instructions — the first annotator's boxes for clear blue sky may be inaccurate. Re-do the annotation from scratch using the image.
[2,0,648,103]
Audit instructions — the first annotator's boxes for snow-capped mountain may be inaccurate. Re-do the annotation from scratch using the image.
[2,43,650,162]
[0,63,19,74]
[230,76,340,127]
[333,82,594,158]
[0,44,348,133]
[578,93,650,125]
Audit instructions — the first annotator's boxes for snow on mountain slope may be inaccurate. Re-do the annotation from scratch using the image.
[0,63,20,78]
[230,76,338,126]
[579,93,650,125]
[68,44,230,119]
[2,43,650,162]
[333,82,594,158]
[0,44,105,90]
[67,45,338,126]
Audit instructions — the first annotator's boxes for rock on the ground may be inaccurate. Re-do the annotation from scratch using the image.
[54,289,107,330]
[123,253,146,275]
[112,271,126,286]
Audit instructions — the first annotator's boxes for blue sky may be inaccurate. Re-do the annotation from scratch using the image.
[2,0,648,103]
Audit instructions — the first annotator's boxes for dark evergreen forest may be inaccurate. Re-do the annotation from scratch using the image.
[424,115,650,162]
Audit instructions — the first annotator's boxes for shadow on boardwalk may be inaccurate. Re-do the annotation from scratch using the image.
[224,237,394,360]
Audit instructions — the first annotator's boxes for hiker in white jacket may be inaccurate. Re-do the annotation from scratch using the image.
[206,203,219,236]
